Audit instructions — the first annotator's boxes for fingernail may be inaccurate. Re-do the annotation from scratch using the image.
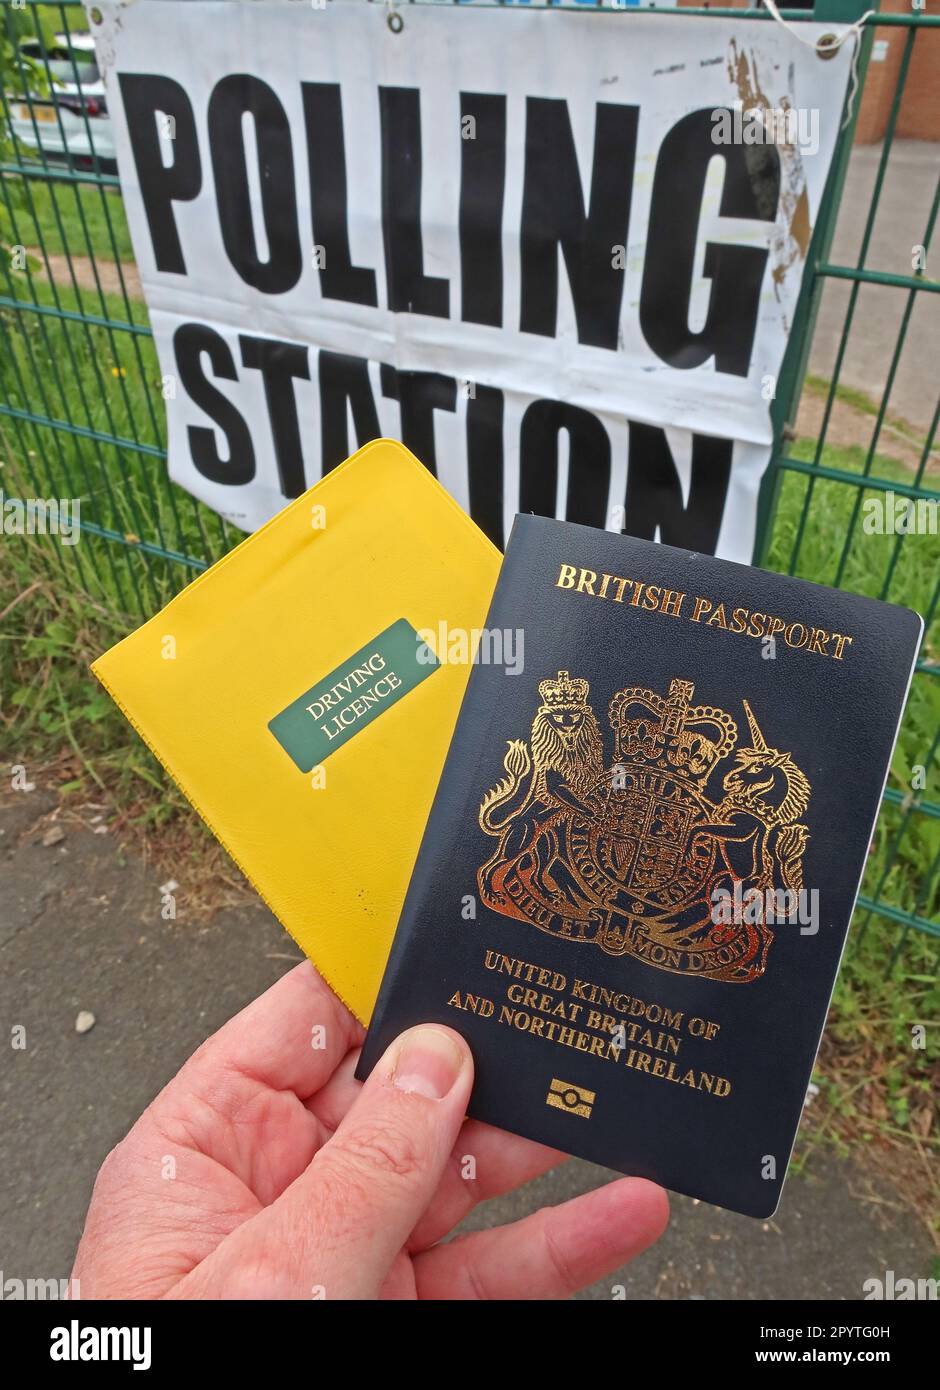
[390,1026,464,1101]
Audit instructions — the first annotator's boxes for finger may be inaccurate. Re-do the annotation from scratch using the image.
[408,1122,565,1251]
[305,1045,362,1126]
[88,965,360,1239]
[172,1024,474,1299]
[147,962,362,1186]
[309,1048,567,1249]
[169,960,363,1109]
[414,1176,669,1300]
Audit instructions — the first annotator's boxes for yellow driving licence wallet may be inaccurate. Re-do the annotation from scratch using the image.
[92,440,501,1022]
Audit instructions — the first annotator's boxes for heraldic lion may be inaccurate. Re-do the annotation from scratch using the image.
[478,671,605,913]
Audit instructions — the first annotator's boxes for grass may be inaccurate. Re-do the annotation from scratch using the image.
[0,562,251,916]
[14,173,134,264]
[0,273,234,619]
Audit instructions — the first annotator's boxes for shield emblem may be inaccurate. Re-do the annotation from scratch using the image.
[594,834,640,886]
[591,784,697,896]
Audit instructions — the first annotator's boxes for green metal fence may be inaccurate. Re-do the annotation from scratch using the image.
[756,3,940,962]
[1,0,938,954]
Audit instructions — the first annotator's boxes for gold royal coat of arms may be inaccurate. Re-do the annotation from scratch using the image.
[478,671,812,983]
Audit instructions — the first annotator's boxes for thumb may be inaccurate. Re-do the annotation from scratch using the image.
[176,1024,473,1300]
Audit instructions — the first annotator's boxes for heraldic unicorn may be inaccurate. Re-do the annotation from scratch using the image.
[478,671,812,983]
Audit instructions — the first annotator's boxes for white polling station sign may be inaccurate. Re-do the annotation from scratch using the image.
[91,0,854,557]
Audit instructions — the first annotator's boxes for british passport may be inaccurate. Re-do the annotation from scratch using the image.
[358,516,922,1216]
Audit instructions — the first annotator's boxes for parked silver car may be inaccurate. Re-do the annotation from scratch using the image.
[8,31,116,172]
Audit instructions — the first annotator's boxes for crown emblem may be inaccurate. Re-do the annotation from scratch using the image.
[538,670,589,709]
[608,678,738,786]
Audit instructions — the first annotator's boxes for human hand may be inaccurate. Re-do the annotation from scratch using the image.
[72,962,668,1299]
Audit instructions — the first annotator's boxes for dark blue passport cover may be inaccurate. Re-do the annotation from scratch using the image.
[358,516,922,1216]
